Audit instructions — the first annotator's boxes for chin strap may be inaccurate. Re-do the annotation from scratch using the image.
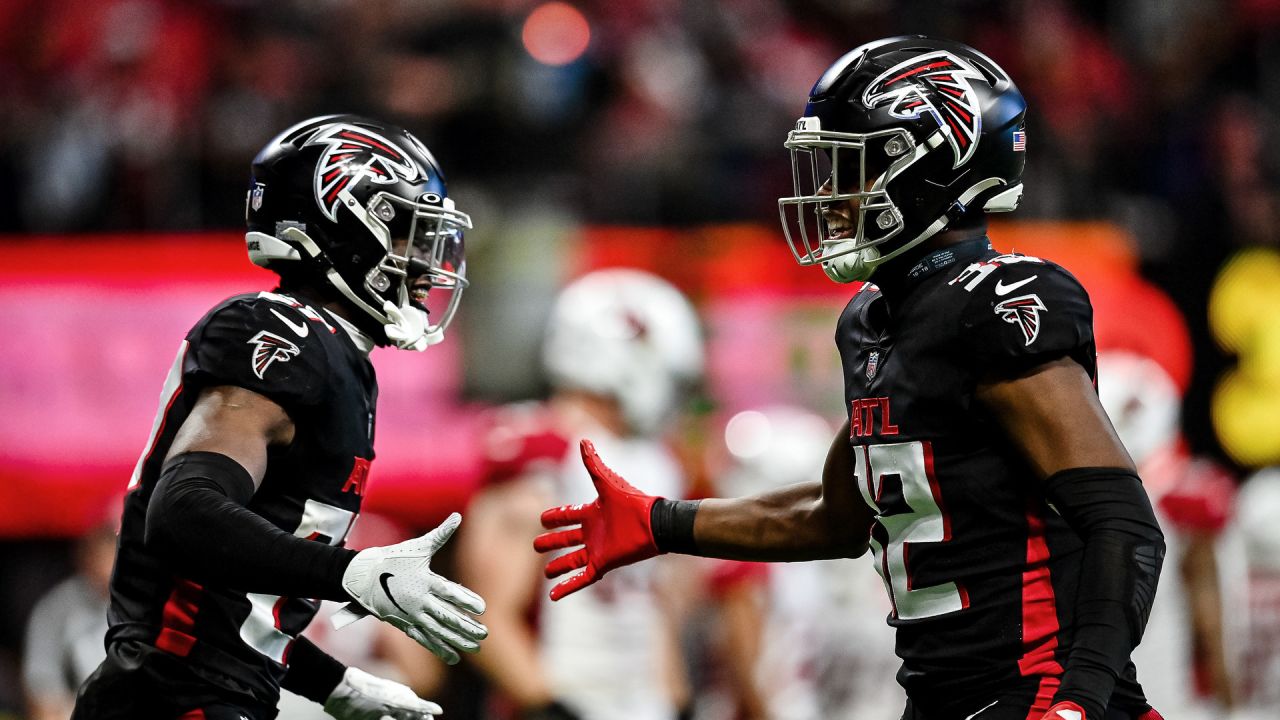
[383,300,442,351]
[822,244,881,283]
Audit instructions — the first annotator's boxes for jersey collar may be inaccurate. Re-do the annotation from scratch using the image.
[875,236,993,301]
[325,308,376,355]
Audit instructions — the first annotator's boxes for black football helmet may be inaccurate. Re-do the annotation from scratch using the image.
[245,115,470,350]
[778,36,1027,283]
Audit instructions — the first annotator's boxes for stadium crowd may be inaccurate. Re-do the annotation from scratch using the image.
[3,0,1280,718]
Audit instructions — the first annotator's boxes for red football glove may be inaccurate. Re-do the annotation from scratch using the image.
[1040,702,1087,720]
[533,439,662,600]
[1136,709,1164,720]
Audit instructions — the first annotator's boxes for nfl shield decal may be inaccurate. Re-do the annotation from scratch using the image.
[866,349,881,380]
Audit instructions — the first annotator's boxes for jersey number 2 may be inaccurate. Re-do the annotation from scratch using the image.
[855,440,968,620]
[238,499,356,663]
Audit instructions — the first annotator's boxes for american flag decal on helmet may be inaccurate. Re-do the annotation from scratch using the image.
[305,123,424,222]
[994,294,1047,346]
[862,51,990,169]
[248,331,300,379]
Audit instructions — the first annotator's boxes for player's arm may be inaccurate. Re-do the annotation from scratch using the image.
[456,479,577,717]
[281,635,443,719]
[143,384,359,599]
[686,419,870,561]
[976,357,1165,720]
[145,384,487,664]
[534,427,872,600]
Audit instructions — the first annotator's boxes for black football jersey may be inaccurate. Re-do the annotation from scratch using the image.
[105,290,377,709]
[835,239,1149,716]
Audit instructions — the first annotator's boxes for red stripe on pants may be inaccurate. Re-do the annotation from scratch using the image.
[1019,505,1063,718]
[156,577,204,657]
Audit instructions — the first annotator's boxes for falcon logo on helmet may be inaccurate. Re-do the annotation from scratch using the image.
[862,51,989,169]
[306,124,424,222]
[248,330,301,379]
[994,294,1047,346]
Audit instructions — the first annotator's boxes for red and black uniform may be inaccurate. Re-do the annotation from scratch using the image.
[835,238,1151,719]
[76,291,376,719]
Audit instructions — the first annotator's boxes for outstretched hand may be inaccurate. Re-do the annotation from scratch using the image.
[533,439,663,600]
[339,513,488,664]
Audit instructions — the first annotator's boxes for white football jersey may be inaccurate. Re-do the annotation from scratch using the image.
[539,430,685,720]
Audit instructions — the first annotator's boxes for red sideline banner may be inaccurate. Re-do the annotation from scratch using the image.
[0,234,482,536]
[0,222,1143,537]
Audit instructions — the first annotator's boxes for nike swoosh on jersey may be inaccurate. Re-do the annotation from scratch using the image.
[269,308,310,338]
[994,275,1037,296]
[964,700,999,720]
[379,572,409,614]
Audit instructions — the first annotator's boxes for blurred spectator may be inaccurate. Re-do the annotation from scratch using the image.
[21,518,115,720]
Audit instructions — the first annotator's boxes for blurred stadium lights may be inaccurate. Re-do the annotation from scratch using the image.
[521,2,590,67]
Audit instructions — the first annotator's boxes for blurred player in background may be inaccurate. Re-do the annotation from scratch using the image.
[1093,277,1240,719]
[456,269,703,720]
[1234,469,1280,717]
[704,406,900,720]
[73,115,487,720]
[536,37,1167,720]
[22,515,116,720]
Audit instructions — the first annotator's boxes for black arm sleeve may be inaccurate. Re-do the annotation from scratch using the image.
[145,451,356,601]
[281,636,348,704]
[1043,467,1165,718]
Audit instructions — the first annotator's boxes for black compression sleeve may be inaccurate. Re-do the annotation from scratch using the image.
[1043,467,1165,719]
[650,498,701,554]
[281,636,348,704]
[145,451,356,601]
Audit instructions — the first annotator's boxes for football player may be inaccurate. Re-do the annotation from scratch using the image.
[534,37,1167,720]
[72,115,487,720]
[454,269,703,720]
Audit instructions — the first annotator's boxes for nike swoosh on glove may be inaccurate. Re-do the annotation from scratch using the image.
[533,439,663,601]
[1040,702,1086,720]
[324,666,442,719]
[340,512,487,664]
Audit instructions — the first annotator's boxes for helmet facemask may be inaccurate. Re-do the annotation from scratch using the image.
[779,118,936,283]
[321,185,471,350]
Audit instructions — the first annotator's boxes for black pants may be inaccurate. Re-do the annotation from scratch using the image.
[900,679,1154,720]
[72,641,275,720]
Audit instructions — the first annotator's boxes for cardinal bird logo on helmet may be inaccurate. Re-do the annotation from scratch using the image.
[305,123,424,222]
[862,51,990,169]
[994,294,1047,346]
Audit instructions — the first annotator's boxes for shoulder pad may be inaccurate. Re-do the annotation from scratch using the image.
[481,404,571,486]
[951,256,1095,378]
[184,293,332,411]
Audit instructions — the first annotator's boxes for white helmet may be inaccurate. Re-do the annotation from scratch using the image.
[542,269,704,436]
[1096,350,1181,468]
[720,406,833,497]
[1238,469,1280,572]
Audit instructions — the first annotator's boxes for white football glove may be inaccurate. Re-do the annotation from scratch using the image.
[337,513,487,664]
[324,666,442,719]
